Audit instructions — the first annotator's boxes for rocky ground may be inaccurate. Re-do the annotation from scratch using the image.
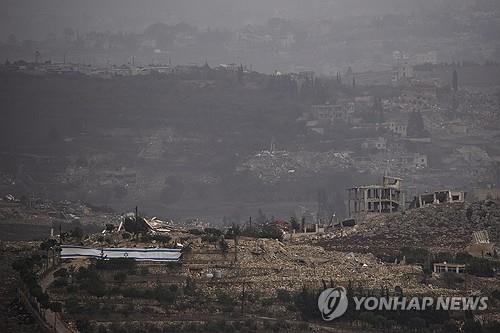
[0,198,120,241]
[3,199,500,332]
[319,200,500,257]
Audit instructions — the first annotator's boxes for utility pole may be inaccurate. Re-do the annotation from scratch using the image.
[234,224,239,264]
[241,281,246,316]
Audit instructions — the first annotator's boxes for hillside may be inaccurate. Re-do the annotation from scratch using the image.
[0,70,351,222]
[321,200,500,256]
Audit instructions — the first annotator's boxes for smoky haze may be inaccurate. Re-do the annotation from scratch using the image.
[0,0,465,40]
[1,1,500,332]
[1,0,500,225]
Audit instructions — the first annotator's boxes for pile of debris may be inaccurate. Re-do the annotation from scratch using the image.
[184,237,426,296]
[324,200,500,255]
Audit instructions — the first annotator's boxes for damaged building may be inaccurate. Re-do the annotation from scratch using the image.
[412,190,465,208]
[346,176,405,219]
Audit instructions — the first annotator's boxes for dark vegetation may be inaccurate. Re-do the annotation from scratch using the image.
[0,69,381,221]
[12,255,49,308]
[386,247,499,277]
[188,222,283,242]
[294,284,500,333]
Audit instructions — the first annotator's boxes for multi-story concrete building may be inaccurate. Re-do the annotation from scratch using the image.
[346,176,405,219]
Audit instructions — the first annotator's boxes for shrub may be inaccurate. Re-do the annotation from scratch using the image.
[97,325,107,333]
[188,229,203,236]
[483,321,500,333]
[442,272,464,288]
[76,319,92,333]
[294,288,320,320]
[455,252,498,277]
[40,239,57,251]
[65,297,81,314]
[155,285,177,304]
[52,277,68,288]
[219,238,229,253]
[53,268,68,278]
[204,228,223,236]
[201,234,220,244]
[466,259,496,277]
[70,226,84,239]
[184,277,197,296]
[119,303,135,318]
[96,258,136,271]
[217,291,236,309]
[261,298,274,306]
[113,272,127,283]
[400,247,429,264]
[85,279,107,297]
[276,289,291,303]
[142,233,172,244]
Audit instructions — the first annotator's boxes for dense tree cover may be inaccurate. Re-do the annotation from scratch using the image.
[0,69,390,218]
[381,247,499,278]
[12,254,50,308]
[407,111,429,138]
[292,284,500,333]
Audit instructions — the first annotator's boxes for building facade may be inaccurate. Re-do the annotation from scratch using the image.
[346,176,405,219]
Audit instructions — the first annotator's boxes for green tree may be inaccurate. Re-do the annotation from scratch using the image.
[49,302,63,330]
[407,111,428,138]
[289,216,300,231]
[218,238,229,253]
[70,226,84,240]
[452,69,458,91]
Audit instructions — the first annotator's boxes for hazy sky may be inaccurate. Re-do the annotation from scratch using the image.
[0,0,455,40]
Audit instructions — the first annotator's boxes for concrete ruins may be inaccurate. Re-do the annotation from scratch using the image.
[412,190,465,208]
[346,176,405,219]
[472,230,490,244]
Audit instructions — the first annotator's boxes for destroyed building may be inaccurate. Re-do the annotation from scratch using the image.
[412,190,465,208]
[346,176,405,219]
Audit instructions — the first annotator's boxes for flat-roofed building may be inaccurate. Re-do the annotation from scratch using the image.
[346,176,405,219]
[433,262,465,274]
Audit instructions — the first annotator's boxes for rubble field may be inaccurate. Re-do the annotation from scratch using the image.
[0,199,119,241]
[319,200,500,256]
